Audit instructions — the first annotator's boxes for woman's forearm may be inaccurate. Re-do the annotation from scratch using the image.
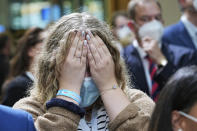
[100,82,130,121]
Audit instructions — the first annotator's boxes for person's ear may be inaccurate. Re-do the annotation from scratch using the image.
[171,110,185,131]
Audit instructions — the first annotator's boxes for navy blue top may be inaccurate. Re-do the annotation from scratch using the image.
[0,105,36,131]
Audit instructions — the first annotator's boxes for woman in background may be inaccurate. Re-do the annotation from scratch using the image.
[149,66,197,131]
[1,27,44,106]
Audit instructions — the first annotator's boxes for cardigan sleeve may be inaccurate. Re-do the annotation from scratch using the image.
[108,88,155,131]
[13,88,154,131]
[13,97,81,131]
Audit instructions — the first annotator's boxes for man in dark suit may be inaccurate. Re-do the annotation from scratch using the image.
[0,105,36,131]
[125,0,197,101]
[162,0,197,49]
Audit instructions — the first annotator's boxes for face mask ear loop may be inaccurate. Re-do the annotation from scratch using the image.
[179,111,197,123]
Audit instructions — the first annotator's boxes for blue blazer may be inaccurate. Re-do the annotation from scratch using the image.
[124,43,197,96]
[162,21,195,49]
[0,105,36,131]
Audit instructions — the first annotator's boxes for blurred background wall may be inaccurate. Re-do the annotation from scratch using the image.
[158,0,181,26]
[0,0,182,33]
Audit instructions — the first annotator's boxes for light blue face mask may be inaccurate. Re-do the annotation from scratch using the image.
[79,77,100,108]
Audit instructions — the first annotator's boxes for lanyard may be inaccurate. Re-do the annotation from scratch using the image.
[79,107,98,131]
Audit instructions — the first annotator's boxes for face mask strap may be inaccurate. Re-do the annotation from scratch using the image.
[179,111,197,123]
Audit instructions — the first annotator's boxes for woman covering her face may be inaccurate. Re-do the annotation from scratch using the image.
[13,13,154,131]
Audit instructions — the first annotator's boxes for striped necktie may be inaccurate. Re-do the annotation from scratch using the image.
[146,56,160,102]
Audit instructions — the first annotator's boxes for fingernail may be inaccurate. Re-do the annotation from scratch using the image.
[84,40,87,45]
[86,34,90,41]
[82,31,85,38]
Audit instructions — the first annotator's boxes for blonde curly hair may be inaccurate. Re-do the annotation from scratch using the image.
[30,12,131,104]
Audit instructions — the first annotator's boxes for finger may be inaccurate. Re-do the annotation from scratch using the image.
[95,35,111,57]
[95,35,108,57]
[68,31,80,58]
[74,30,85,59]
[86,31,102,58]
[81,40,88,65]
[86,31,101,64]
[87,45,96,68]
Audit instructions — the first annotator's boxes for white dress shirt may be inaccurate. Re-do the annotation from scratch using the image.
[181,15,197,48]
[133,40,152,93]
[25,72,35,81]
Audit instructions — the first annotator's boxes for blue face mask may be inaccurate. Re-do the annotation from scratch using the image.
[79,77,100,108]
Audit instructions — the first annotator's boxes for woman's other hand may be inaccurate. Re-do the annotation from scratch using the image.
[86,31,130,120]
[86,31,117,92]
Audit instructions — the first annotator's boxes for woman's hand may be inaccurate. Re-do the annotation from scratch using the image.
[86,31,130,121]
[59,30,87,95]
[86,31,117,92]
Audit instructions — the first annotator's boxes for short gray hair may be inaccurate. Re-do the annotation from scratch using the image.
[127,0,162,20]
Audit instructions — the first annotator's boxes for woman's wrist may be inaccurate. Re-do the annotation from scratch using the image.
[59,82,81,95]
[56,89,82,105]
[100,84,119,96]
[46,98,85,117]
[56,95,79,105]
[99,80,119,95]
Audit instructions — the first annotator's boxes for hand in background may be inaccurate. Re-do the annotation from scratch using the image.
[142,37,167,65]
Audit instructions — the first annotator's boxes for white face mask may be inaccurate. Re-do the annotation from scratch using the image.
[193,0,197,11]
[117,25,135,46]
[117,26,132,39]
[138,20,164,42]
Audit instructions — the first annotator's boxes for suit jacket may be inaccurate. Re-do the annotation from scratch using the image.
[162,21,195,49]
[124,43,197,96]
[2,73,33,106]
[0,105,36,131]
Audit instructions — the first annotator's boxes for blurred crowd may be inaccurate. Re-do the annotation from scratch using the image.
[0,0,197,131]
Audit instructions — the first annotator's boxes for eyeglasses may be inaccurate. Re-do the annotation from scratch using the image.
[179,111,197,123]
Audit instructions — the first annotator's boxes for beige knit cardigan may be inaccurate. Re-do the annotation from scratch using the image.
[13,87,155,131]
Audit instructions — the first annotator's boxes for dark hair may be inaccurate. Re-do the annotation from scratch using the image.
[148,66,197,131]
[0,33,9,51]
[111,11,129,28]
[128,0,162,20]
[8,27,43,79]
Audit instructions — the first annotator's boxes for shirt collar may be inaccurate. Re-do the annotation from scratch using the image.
[181,15,197,38]
[25,71,35,81]
[133,40,147,58]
